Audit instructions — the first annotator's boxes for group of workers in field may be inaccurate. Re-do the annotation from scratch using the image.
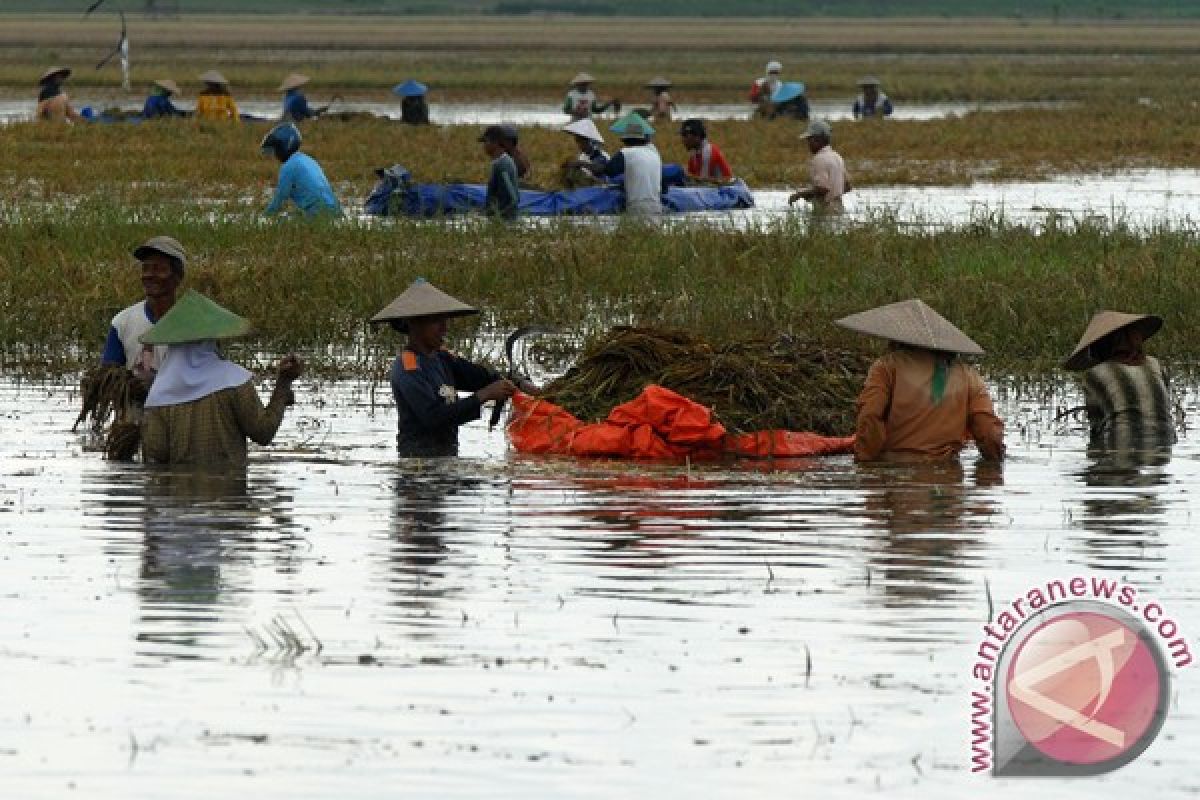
[100,234,1173,466]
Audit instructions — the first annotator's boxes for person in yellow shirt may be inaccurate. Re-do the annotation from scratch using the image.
[194,70,239,122]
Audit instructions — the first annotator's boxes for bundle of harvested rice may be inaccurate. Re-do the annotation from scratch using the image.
[541,327,870,435]
[74,365,145,461]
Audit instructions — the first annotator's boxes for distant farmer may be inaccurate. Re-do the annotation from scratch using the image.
[560,117,609,187]
[101,236,187,382]
[142,79,186,119]
[644,76,676,123]
[140,290,303,466]
[769,81,809,121]
[479,125,520,220]
[836,299,1005,463]
[1063,311,1175,450]
[789,119,851,214]
[577,112,662,217]
[563,72,620,121]
[36,66,81,123]
[498,124,533,183]
[852,76,894,119]
[371,279,536,457]
[680,118,733,182]
[279,73,326,122]
[393,79,430,125]
[194,70,239,122]
[749,60,782,116]
[260,122,342,217]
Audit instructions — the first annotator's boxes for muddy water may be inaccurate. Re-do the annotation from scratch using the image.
[1,376,1196,797]
[0,99,1068,127]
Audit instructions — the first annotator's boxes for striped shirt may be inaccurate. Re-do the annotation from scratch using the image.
[1082,358,1175,449]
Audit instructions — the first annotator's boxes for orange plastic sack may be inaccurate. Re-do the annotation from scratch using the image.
[508,386,854,460]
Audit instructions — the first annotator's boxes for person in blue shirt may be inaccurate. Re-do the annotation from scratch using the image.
[371,279,535,457]
[479,125,520,220]
[852,76,894,119]
[279,73,326,123]
[142,79,186,119]
[261,123,341,217]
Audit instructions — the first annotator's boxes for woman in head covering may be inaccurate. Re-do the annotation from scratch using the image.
[142,79,186,119]
[194,71,239,122]
[140,290,303,465]
[1064,311,1174,450]
[371,280,532,457]
[837,299,1005,462]
[36,67,81,122]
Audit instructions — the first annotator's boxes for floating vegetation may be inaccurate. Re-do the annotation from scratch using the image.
[541,327,871,434]
[73,365,144,461]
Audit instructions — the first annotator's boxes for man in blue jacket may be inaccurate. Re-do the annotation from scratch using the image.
[261,123,341,217]
[279,73,326,122]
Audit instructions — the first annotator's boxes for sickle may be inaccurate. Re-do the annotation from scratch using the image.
[489,325,557,431]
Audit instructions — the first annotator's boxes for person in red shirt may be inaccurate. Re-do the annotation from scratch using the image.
[680,119,733,183]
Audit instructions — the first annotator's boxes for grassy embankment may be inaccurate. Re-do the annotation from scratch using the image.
[1,209,1197,376]
[3,15,1200,104]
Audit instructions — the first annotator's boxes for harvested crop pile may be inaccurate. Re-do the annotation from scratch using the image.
[74,365,145,461]
[541,327,870,435]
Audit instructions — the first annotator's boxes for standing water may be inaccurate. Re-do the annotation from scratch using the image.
[1,376,1196,797]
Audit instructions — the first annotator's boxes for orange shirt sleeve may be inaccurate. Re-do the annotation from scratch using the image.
[966,369,1005,461]
[854,357,894,462]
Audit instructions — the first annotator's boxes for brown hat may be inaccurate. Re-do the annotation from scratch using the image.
[370,280,479,332]
[570,72,595,86]
[133,236,187,273]
[1063,311,1163,371]
[199,70,229,86]
[645,76,672,89]
[39,66,71,84]
[836,298,984,355]
[153,79,181,96]
[279,73,310,92]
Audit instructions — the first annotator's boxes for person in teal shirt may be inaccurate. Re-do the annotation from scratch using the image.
[260,123,341,217]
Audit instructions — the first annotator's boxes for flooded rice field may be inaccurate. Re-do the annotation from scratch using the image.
[0,99,1069,127]
[2,375,1196,797]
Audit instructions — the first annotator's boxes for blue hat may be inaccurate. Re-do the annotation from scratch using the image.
[260,123,302,159]
[771,81,806,104]
[610,112,655,139]
[392,79,428,98]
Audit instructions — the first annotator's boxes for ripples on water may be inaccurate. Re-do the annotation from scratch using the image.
[1,377,1195,797]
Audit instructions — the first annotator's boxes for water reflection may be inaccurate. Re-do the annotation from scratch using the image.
[861,460,1001,608]
[1073,447,1173,570]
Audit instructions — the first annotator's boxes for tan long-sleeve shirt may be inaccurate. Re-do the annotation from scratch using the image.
[854,349,1005,462]
[142,382,291,466]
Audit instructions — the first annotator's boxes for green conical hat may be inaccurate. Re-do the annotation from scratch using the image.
[140,290,252,345]
[610,112,655,138]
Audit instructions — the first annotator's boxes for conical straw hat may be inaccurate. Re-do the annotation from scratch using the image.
[645,76,672,89]
[370,279,479,332]
[1063,311,1163,370]
[857,75,882,87]
[561,117,603,142]
[835,299,984,355]
[610,111,655,138]
[199,70,229,86]
[140,290,252,346]
[279,73,310,91]
[39,66,71,84]
[570,72,595,86]
[153,79,182,95]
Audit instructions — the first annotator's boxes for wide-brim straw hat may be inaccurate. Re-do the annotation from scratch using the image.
[645,76,672,89]
[198,70,229,86]
[857,75,882,87]
[1063,311,1163,371]
[370,280,479,332]
[39,66,71,84]
[570,72,595,86]
[279,73,310,92]
[153,79,182,96]
[836,298,985,356]
[562,117,604,143]
[133,235,187,270]
[140,290,252,346]
[610,111,655,138]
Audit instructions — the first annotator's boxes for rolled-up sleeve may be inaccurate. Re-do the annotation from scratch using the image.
[853,358,893,462]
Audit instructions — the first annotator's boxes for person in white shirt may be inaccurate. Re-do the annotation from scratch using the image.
[788,119,851,214]
[579,112,663,217]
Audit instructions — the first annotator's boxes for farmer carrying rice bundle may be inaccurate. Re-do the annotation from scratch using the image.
[836,299,1005,463]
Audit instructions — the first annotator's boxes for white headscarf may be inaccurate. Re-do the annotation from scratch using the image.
[144,340,252,409]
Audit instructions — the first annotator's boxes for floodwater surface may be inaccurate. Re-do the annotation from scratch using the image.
[1,376,1196,798]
